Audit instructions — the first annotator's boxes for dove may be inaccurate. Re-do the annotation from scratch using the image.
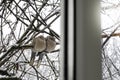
[46,36,56,53]
[30,35,46,66]
[36,36,56,68]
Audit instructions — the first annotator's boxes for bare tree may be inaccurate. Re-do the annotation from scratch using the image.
[101,0,120,80]
[0,0,60,80]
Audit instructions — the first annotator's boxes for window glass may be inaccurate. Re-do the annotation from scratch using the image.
[0,0,61,80]
[101,0,120,79]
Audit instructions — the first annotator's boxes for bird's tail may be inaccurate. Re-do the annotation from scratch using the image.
[30,51,36,66]
[36,52,44,68]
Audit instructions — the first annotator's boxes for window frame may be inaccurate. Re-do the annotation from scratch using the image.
[61,0,102,80]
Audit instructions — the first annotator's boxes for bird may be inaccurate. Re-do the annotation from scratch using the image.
[46,36,56,53]
[32,35,46,52]
[30,35,46,66]
[36,36,56,68]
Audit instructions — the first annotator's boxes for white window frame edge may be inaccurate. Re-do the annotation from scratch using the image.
[68,0,74,80]
[60,0,74,80]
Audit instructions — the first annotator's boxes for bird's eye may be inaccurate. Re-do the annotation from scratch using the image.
[50,37,55,41]
[39,36,44,39]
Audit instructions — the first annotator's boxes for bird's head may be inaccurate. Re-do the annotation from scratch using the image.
[47,36,55,41]
[38,35,45,40]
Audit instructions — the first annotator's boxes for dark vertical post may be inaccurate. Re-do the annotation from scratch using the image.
[60,0,68,80]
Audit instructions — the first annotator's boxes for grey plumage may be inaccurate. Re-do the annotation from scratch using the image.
[36,36,56,68]
[46,36,56,52]
[32,36,46,52]
[30,35,56,67]
[30,35,46,66]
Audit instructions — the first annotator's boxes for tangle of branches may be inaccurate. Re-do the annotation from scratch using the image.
[0,0,60,80]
